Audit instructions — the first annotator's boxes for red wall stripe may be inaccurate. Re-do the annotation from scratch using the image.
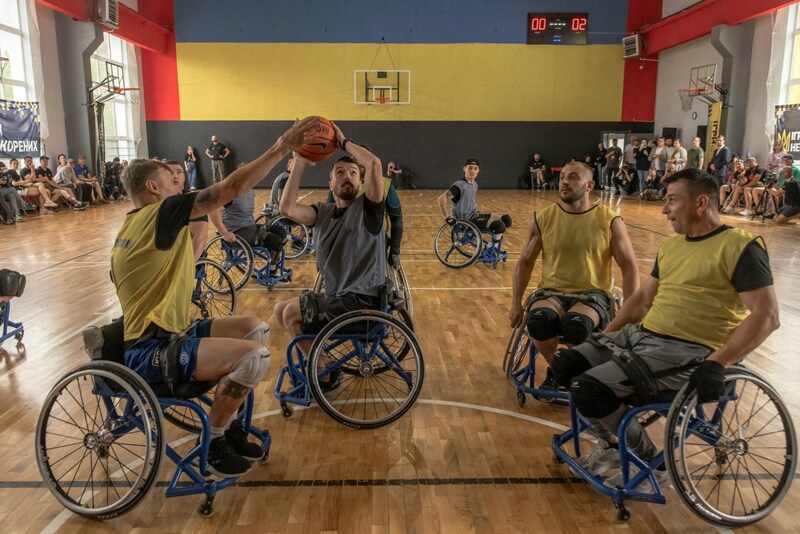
[138,1,180,121]
[621,0,662,122]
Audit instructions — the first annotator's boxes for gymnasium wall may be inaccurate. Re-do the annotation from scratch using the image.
[146,0,657,188]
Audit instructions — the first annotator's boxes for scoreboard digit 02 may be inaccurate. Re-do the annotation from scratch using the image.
[527,13,588,45]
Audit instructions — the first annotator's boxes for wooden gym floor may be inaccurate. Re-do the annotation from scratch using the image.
[1,188,798,533]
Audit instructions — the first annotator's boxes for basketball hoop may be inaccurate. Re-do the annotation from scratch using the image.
[677,88,703,112]
[114,87,141,104]
[375,96,390,105]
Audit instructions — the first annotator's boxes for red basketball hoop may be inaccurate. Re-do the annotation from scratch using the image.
[375,96,390,105]
[677,88,704,112]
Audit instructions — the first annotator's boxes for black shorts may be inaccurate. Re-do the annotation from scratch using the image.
[470,213,490,229]
[531,289,613,328]
[299,291,382,334]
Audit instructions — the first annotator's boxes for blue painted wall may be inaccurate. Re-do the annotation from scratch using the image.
[174,0,628,44]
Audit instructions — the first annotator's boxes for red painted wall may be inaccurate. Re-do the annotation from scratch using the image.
[621,0,661,122]
[138,1,180,121]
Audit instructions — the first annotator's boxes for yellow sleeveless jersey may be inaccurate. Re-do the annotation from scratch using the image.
[643,227,763,350]
[111,200,196,341]
[535,203,618,295]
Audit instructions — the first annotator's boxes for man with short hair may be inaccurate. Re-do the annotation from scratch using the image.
[623,136,638,169]
[438,159,513,236]
[550,168,778,483]
[686,136,705,170]
[111,118,319,477]
[0,162,25,222]
[709,135,732,186]
[274,124,388,391]
[55,158,93,204]
[722,157,764,216]
[73,154,107,203]
[649,137,667,178]
[529,153,548,189]
[774,162,800,224]
[206,135,230,184]
[604,139,622,192]
[509,161,639,392]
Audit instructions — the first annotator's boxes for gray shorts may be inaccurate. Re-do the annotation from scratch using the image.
[573,324,711,399]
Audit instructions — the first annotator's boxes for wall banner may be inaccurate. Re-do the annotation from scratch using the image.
[0,100,41,158]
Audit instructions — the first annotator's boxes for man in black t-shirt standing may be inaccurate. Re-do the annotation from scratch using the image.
[206,135,230,184]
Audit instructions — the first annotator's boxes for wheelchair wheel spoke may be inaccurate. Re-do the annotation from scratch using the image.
[740,455,765,511]
[55,398,92,434]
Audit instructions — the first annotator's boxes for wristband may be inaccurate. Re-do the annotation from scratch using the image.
[340,138,353,152]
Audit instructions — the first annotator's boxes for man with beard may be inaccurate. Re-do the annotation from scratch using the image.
[437,158,513,235]
[509,162,639,393]
[273,123,386,391]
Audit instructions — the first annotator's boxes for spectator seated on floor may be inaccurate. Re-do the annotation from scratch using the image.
[722,157,764,216]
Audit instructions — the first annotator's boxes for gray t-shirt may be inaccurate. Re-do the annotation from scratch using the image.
[314,195,386,297]
[448,179,479,220]
[269,171,290,208]
[222,190,255,232]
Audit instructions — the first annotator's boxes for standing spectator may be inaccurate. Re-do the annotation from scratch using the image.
[593,142,606,189]
[708,135,733,187]
[603,139,622,192]
[387,161,415,190]
[185,146,198,190]
[766,139,786,175]
[206,135,230,184]
[649,137,667,179]
[529,153,548,189]
[623,136,638,168]
[664,138,675,163]
[634,139,651,193]
[671,138,688,171]
[686,136,705,170]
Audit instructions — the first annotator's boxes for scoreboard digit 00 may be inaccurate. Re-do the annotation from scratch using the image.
[527,13,588,45]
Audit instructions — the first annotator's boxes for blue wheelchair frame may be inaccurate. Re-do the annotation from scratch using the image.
[0,300,24,345]
[219,238,293,290]
[436,220,508,269]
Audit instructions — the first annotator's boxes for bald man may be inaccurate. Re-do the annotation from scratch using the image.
[509,162,639,394]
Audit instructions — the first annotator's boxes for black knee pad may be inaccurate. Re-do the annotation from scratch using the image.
[262,232,284,256]
[267,222,287,240]
[488,219,506,234]
[550,348,592,389]
[560,311,595,346]
[501,214,512,228]
[570,374,621,419]
[526,307,560,341]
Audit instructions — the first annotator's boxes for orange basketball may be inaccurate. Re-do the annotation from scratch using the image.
[296,117,338,162]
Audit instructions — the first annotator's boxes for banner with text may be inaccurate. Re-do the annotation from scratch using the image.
[0,100,41,158]
[775,104,800,160]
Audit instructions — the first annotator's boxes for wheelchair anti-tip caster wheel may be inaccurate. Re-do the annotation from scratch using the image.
[197,497,215,517]
[15,332,23,341]
[516,392,526,407]
[614,503,630,522]
[281,403,293,418]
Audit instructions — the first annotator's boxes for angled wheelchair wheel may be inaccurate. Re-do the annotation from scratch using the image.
[434,221,482,269]
[191,259,237,321]
[307,310,424,429]
[272,216,310,260]
[503,323,530,378]
[202,235,254,291]
[162,388,215,433]
[664,367,797,527]
[35,361,165,519]
[388,264,413,317]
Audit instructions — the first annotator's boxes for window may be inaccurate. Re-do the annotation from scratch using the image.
[90,33,137,160]
[0,0,32,101]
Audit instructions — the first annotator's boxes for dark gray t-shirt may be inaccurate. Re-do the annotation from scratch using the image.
[448,179,478,220]
[223,190,255,232]
[313,195,386,297]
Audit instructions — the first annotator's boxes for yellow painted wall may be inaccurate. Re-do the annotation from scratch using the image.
[177,43,623,121]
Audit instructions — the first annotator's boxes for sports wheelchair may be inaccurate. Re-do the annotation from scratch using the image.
[434,219,508,269]
[190,258,237,321]
[203,232,292,291]
[312,263,414,319]
[274,289,423,429]
[503,288,620,406]
[35,323,271,519]
[256,204,314,260]
[0,269,25,346]
[552,366,796,526]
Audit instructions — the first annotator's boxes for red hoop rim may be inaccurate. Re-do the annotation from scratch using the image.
[677,88,705,95]
[375,97,390,105]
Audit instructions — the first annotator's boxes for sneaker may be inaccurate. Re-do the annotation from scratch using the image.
[537,368,566,401]
[722,206,734,214]
[15,215,25,222]
[71,203,86,211]
[40,208,55,215]
[739,209,753,216]
[605,464,672,493]
[765,212,776,219]
[224,420,266,461]
[206,435,252,477]
[571,439,621,476]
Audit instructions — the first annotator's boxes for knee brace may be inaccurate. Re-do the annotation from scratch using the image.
[242,321,270,346]
[488,219,506,234]
[501,214,512,228]
[526,307,560,341]
[267,222,287,240]
[570,374,621,419]
[550,348,592,389]
[227,346,271,388]
[560,311,595,346]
